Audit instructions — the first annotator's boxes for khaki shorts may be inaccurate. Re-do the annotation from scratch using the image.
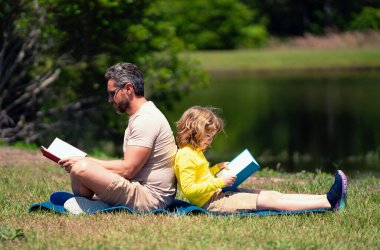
[98,174,162,213]
[202,188,260,214]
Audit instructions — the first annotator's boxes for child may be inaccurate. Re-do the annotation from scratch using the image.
[174,106,347,214]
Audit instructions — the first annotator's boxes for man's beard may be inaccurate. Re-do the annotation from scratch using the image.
[115,99,130,114]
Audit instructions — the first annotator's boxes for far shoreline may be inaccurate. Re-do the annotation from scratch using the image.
[186,48,380,74]
[205,65,380,76]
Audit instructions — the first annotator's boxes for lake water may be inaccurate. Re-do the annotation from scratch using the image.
[163,71,380,175]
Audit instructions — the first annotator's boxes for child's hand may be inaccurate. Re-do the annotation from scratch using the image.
[221,175,236,186]
[217,162,230,170]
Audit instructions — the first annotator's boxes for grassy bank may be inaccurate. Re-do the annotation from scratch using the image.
[186,48,380,73]
[1,147,379,249]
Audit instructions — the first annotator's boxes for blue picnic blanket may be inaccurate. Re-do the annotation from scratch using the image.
[29,191,331,217]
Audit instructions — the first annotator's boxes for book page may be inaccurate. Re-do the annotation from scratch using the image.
[47,138,87,159]
[216,149,257,177]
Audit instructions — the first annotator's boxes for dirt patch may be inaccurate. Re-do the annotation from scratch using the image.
[0,146,54,167]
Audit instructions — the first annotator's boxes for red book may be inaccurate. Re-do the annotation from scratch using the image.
[40,138,87,163]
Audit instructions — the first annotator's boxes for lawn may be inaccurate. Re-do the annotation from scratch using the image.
[185,48,380,73]
[1,146,379,249]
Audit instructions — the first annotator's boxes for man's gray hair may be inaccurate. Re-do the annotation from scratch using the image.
[104,62,144,96]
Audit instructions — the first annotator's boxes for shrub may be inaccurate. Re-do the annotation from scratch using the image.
[238,24,269,48]
[350,7,380,30]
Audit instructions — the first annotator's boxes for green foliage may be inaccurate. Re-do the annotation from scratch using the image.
[242,0,380,35]
[153,0,267,49]
[238,24,269,48]
[0,0,63,141]
[2,0,380,153]
[11,141,39,151]
[1,0,207,151]
[350,7,380,30]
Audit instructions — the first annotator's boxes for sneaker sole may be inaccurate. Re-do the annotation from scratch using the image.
[335,170,348,211]
[64,197,111,215]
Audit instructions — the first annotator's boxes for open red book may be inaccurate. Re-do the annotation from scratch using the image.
[40,137,87,163]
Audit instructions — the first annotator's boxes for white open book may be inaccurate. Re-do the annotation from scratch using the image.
[40,137,87,163]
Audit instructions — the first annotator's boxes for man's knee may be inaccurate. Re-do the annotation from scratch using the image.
[70,160,91,178]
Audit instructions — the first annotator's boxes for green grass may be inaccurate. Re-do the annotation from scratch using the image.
[1,147,379,249]
[186,48,380,72]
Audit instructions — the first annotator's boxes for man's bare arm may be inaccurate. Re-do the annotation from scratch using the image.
[88,146,151,179]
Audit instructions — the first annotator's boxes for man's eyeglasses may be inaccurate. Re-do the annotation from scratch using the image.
[108,83,127,100]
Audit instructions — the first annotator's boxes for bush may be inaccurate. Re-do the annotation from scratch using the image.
[154,0,260,50]
[238,24,269,48]
[350,7,380,30]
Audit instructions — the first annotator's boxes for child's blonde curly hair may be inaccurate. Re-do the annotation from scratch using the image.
[176,106,224,149]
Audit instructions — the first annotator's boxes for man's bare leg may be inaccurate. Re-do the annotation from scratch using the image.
[69,159,117,199]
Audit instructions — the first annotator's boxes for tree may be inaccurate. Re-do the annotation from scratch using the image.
[242,0,380,36]
[153,0,268,49]
[0,0,64,142]
[350,7,380,30]
[0,0,207,150]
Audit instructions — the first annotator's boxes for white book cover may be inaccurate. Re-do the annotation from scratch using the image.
[216,149,259,177]
[216,149,260,191]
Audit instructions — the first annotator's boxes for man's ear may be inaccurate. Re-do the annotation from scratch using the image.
[126,83,134,94]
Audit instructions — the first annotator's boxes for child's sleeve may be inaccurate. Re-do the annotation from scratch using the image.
[209,164,220,176]
[177,158,225,198]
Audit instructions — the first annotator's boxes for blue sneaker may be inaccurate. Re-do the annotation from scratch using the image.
[326,170,348,212]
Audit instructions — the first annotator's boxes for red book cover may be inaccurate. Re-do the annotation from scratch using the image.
[40,138,87,164]
[40,146,61,163]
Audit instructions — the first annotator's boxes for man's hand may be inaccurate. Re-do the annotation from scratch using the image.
[221,175,236,186]
[58,156,87,173]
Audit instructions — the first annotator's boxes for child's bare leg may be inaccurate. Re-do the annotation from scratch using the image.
[239,188,325,200]
[256,191,331,211]
[278,193,327,200]
[256,170,348,211]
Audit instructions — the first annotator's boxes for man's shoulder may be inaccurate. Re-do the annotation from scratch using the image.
[138,101,159,114]
[135,102,166,121]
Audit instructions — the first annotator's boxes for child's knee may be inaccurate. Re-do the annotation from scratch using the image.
[259,191,282,203]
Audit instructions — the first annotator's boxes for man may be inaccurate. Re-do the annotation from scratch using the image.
[59,62,177,212]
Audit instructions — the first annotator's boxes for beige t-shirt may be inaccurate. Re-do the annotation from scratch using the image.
[123,101,177,206]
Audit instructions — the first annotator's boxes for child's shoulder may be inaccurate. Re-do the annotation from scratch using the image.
[177,146,196,154]
[175,146,203,166]
[176,146,201,158]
